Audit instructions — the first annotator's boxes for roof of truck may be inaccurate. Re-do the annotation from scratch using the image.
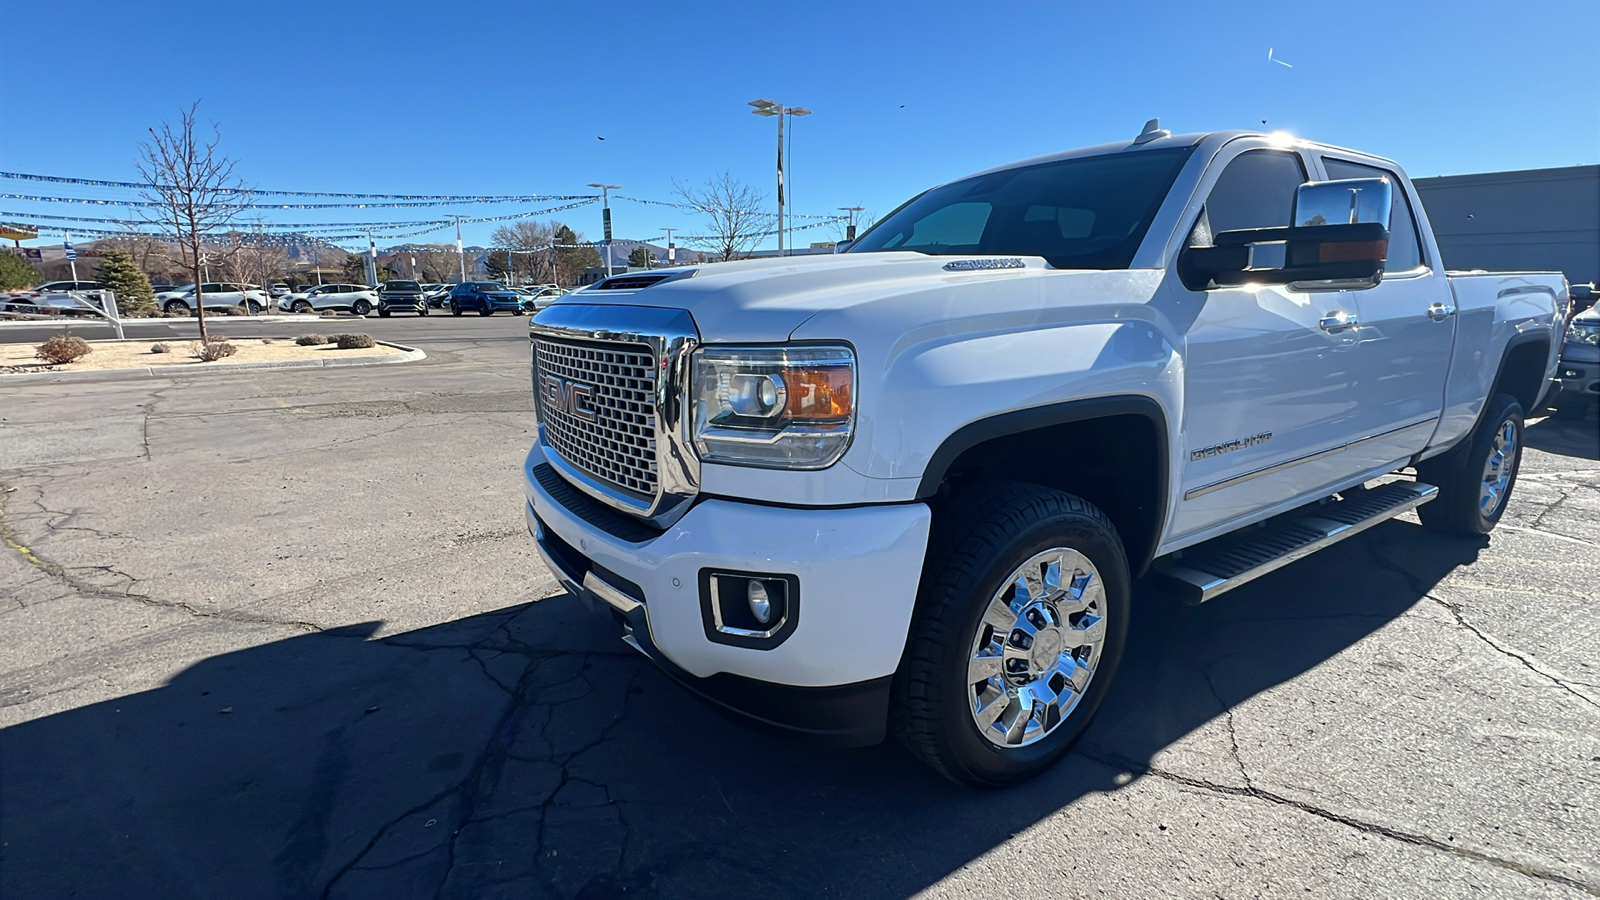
[965,129,1401,180]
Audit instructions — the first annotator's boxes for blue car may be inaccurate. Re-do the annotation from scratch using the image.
[449,281,524,316]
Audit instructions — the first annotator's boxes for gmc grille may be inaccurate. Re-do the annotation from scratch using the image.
[533,337,659,499]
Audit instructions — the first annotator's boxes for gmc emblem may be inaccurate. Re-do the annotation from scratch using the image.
[540,374,596,422]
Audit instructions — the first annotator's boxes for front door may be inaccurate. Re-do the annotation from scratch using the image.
[1162,145,1366,543]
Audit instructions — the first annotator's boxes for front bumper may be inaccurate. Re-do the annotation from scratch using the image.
[523,443,931,744]
[1555,355,1599,401]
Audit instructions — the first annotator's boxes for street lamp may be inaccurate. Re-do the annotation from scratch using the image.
[749,100,812,256]
[661,227,678,265]
[587,182,621,276]
[839,206,865,241]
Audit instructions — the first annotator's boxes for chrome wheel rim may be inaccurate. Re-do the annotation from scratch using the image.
[1478,417,1518,517]
[967,548,1107,748]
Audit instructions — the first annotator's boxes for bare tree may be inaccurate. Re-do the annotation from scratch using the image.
[218,228,287,310]
[412,247,461,283]
[136,101,244,342]
[674,173,774,262]
[492,220,554,284]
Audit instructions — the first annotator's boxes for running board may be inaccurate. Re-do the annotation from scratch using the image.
[1152,481,1438,604]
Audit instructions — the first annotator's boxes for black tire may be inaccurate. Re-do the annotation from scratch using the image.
[163,300,189,316]
[377,307,391,318]
[246,300,263,315]
[450,302,462,317]
[292,300,313,314]
[352,299,372,316]
[1417,392,1524,536]
[892,482,1131,788]
[419,304,429,317]
[478,306,493,316]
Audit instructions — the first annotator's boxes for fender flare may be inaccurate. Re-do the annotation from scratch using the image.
[915,394,1172,572]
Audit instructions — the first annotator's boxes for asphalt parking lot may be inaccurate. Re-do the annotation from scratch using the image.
[2,315,1597,899]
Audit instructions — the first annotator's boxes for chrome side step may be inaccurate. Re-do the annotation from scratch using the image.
[1152,481,1438,604]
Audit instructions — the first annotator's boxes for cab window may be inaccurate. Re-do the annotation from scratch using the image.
[1188,149,1307,272]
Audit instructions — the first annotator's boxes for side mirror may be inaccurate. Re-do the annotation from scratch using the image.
[1182,178,1394,291]
[833,239,853,254]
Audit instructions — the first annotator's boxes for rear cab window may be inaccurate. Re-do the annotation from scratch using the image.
[1319,157,1426,273]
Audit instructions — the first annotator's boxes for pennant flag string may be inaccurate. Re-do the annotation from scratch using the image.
[0,171,600,203]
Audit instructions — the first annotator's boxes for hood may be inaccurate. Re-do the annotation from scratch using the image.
[546,252,1112,342]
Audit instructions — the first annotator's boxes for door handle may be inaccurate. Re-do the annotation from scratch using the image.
[1427,302,1457,321]
[1319,311,1359,332]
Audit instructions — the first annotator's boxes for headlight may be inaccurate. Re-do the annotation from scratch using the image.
[1564,321,1600,348]
[691,345,855,468]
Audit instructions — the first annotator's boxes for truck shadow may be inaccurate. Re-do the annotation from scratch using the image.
[0,521,1482,900]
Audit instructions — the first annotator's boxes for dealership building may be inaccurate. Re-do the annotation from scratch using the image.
[1412,164,1599,287]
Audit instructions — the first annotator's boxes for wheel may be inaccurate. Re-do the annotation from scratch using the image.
[246,300,263,315]
[478,306,493,316]
[419,304,430,317]
[292,300,313,314]
[1417,393,1524,535]
[163,300,189,316]
[892,482,1130,788]
[378,307,391,318]
[352,299,372,316]
[513,308,526,316]
[451,302,462,317]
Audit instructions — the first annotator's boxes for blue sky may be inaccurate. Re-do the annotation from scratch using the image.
[2,0,1595,252]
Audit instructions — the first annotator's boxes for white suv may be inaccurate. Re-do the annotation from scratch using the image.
[161,283,271,315]
[282,284,380,315]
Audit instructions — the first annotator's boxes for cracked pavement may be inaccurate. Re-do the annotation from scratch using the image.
[2,316,1598,898]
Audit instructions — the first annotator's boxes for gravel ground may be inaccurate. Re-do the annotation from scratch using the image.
[1,315,1596,899]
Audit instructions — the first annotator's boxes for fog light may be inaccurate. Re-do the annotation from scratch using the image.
[748,579,772,624]
[700,571,799,647]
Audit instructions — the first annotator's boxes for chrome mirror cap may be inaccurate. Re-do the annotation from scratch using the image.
[1294,177,1393,229]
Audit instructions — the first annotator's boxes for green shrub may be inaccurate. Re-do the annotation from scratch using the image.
[35,333,92,364]
[336,333,375,349]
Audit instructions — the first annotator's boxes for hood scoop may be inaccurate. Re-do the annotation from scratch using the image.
[590,270,696,291]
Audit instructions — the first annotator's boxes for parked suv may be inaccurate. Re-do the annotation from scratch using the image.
[285,283,380,315]
[523,125,1565,787]
[449,281,523,316]
[162,283,271,315]
[377,280,429,317]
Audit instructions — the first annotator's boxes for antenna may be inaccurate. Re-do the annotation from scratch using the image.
[1132,118,1170,145]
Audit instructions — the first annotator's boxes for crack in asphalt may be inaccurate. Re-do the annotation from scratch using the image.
[1086,749,1600,896]
[1366,528,1600,713]
[0,480,326,634]
[1198,662,1254,790]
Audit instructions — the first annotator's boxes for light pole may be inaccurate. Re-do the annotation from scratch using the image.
[839,206,865,242]
[453,215,467,282]
[661,227,677,265]
[749,99,811,256]
[587,183,621,277]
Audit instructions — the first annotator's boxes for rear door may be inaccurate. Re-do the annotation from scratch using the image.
[1315,155,1456,469]
[1163,143,1366,542]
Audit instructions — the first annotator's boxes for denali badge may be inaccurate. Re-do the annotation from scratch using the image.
[540,374,596,423]
[1190,432,1272,461]
[943,258,1025,271]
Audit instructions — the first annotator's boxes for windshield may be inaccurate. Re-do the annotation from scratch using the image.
[478,282,505,291]
[385,281,420,290]
[848,147,1193,270]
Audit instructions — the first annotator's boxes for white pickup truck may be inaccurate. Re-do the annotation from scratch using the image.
[523,124,1566,787]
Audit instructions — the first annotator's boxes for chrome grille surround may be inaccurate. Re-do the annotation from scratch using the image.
[530,305,700,529]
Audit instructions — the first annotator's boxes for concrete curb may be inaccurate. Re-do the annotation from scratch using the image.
[0,341,425,384]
